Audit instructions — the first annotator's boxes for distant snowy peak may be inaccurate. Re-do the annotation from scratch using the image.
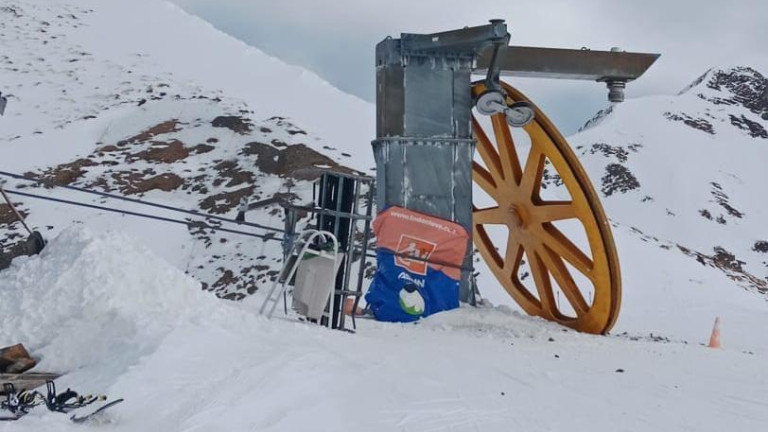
[577,104,614,133]
[681,66,768,116]
[578,66,768,138]
[668,66,768,138]
[569,66,768,298]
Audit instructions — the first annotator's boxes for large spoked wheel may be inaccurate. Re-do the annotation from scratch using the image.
[472,81,621,334]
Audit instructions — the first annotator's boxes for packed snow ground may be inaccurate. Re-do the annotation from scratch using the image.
[1,228,767,431]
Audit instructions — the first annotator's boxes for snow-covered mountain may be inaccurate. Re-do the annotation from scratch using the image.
[0,0,373,299]
[573,66,767,294]
[2,0,768,431]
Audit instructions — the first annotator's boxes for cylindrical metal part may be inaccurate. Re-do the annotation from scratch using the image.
[606,80,626,103]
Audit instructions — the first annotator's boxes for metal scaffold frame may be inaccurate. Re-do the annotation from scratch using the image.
[279,169,375,331]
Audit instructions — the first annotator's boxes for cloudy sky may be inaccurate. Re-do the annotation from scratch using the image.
[172,0,767,134]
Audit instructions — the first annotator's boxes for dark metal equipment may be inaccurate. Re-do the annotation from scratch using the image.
[279,169,375,331]
[314,170,375,331]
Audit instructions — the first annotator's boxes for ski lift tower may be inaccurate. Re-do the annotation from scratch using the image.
[373,20,658,334]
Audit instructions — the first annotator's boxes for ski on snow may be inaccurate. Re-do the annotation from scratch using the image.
[70,398,125,423]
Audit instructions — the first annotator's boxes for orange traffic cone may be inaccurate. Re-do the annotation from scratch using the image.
[708,317,721,349]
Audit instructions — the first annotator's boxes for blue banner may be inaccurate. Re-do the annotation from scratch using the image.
[365,250,460,322]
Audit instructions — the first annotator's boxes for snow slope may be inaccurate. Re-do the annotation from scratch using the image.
[0,0,374,165]
[0,0,374,298]
[573,67,768,291]
[2,227,767,431]
[1,0,768,430]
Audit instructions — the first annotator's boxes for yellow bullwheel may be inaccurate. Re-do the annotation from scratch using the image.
[471,81,622,335]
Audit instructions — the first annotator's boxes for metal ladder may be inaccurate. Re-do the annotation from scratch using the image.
[259,229,339,327]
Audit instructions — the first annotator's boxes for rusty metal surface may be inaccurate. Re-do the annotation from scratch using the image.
[398,21,507,55]
[476,45,660,81]
[0,373,62,392]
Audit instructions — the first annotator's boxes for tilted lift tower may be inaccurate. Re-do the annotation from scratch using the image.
[373,20,658,334]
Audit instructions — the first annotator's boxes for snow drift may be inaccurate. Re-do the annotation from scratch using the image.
[1,228,767,431]
[0,227,216,378]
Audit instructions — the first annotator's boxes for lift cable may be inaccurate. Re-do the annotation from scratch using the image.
[0,170,284,234]
[3,189,281,242]
[0,173,472,270]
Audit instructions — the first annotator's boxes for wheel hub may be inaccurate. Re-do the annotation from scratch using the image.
[506,204,526,229]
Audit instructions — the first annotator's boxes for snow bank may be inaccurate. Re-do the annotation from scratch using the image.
[1,228,767,432]
[0,227,217,377]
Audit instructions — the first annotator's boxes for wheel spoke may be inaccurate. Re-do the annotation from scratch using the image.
[474,225,504,270]
[491,113,522,185]
[520,144,545,197]
[502,234,522,276]
[538,244,590,316]
[472,117,504,183]
[540,223,594,277]
[534,201,577,223]
[474,206,505,225]
[472,162,497,198]
[527,250,557,316]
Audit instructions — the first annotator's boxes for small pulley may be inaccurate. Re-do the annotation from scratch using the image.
[475,91,535,127]
[473,34,535,128]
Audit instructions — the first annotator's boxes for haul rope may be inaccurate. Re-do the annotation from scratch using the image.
[0,171,284,234]
[3,189,280,242]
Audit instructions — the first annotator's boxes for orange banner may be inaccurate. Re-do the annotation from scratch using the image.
[373,206,469,280]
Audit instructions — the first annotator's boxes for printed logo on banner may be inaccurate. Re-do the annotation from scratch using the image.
[394,234,436,276]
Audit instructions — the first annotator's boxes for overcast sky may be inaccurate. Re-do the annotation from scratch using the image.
[172,0,767,134]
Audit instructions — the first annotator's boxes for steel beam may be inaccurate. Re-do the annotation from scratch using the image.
[398,21,507,55]
[475,45,660,81]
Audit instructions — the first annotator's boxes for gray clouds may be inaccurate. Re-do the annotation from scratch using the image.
[172,0,768,134]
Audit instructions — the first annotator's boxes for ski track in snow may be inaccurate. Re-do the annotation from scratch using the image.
[1,228,767,431]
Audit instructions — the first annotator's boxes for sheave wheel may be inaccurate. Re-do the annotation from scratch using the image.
[472,81,621,334]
